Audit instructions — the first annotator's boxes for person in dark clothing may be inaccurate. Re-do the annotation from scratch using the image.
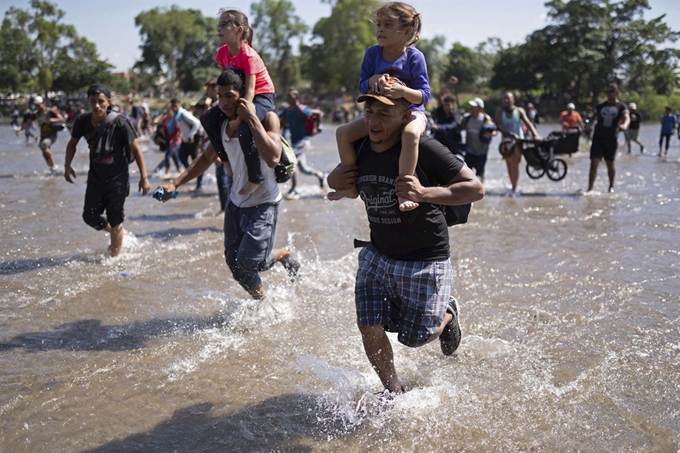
[587,83,629,193]
[327,91,484,397]
[430,95,463,155]
[64,84,151,257]
[626,102,644,153]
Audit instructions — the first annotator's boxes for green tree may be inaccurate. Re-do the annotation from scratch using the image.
[0,9,34,91]
[490,40,546,93]
[135,6,219,95]
[0,0,112,95]
[443,42,478,93]
[536,0,679,100]
[474,38,503,92]
[51,36,114,94]
[250,0,308,93]
[416,35,447,94]
[302,0,380,94]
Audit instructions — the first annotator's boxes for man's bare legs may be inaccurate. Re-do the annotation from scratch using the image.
[246,247,298,300]
[360,325,403,394]
[359,311,453,394]
[588,158,615,192]
[105,223,125,257]
[605,159,616,191]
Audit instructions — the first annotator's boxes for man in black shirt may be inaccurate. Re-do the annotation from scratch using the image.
[64,84,151,257]
[328,92,484,397]
[626,102,644,154]
[430,95,463,155]
[587,83,629,193]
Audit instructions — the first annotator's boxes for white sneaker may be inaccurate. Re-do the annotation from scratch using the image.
[50,164,59,173]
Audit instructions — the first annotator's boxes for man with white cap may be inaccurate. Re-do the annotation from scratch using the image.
[626,102,644,153]
[21,95,67,172]
[559,103,584,132]
[461,97,496,182]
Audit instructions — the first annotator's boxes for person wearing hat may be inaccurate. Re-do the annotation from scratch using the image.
[22,95,67,172]
[460,97,496,182]
[327,89,484,397]
[626,102,644,153]
[559,103,584,132]
[64,83,151,257]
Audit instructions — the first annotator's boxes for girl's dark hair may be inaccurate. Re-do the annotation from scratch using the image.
[218,9,253,46]
[374,2,422,47]
[217,68,246,95]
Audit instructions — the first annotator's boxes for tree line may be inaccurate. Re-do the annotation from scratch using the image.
[1,0,678,112]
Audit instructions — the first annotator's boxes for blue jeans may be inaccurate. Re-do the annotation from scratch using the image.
[215,163,232,212]
[223,200,279,292]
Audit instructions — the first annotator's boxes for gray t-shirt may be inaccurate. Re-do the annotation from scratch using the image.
[463,113,490,155]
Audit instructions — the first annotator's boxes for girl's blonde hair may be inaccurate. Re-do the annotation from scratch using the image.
[218,9,253,46]
[374,2,422,47]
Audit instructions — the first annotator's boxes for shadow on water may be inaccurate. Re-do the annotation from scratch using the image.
[0,253,101,276]
[484,189,582,198]
[83,396,354,453]
[134,226,222,242]
[0,313,232,352]
[127,212,204,222]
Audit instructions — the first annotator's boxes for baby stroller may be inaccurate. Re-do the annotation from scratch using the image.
[499,130,579,181]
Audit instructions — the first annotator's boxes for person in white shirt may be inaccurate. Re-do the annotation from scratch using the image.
[156,69,300,300]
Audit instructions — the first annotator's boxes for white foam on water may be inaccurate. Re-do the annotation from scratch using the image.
[163,328,246,382]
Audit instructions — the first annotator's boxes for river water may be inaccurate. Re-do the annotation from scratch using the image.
[1,122,679,452]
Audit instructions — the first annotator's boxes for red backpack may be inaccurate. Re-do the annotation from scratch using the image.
[299,104,321,137]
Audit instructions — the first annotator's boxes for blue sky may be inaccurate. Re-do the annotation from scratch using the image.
[1,0,679,71]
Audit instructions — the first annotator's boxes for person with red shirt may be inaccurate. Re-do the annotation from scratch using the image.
[202,9,276,197]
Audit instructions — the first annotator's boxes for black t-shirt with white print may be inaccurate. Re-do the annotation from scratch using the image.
[71,112,137,182]
[355,135,464,261]
[593,101,628,139]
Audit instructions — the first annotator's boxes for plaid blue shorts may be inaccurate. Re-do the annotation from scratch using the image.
[355,246,453,347]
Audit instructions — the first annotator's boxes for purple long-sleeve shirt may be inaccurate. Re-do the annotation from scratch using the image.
[359,45,431,112]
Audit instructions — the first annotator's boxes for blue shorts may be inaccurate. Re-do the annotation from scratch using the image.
[355,246,453,347]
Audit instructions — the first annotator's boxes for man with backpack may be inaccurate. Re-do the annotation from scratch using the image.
[156,69,300,301]
[64,83,151,257]
[20,95,68,172]
[461,98,496,183]
[279,87,327,199]
[327,89,484,397]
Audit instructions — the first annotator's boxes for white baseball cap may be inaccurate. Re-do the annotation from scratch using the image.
[33,96,44,105]
[567,103,575,110]
[629,102,637,109]
[468,97,484,109]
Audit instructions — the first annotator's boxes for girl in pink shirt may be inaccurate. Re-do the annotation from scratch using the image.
[203,9,276,196]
